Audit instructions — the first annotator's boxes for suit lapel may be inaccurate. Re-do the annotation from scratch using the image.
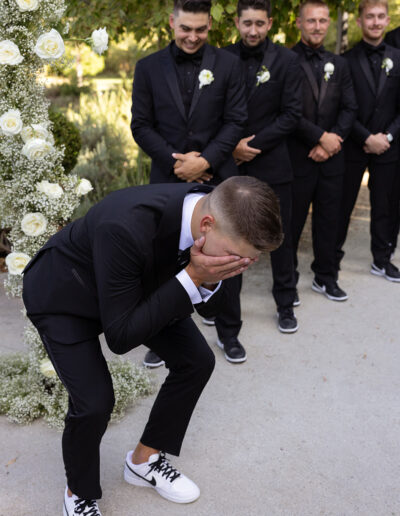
[300,60,319,103]
[358,45,377,95]
[188,44,216,119]
[160,46,187,121]
[248,41,279,101]
[377,46,392,98]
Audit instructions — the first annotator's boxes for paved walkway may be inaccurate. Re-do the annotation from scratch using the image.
[1,184,399,516]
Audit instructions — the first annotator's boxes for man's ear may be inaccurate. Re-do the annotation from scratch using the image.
[234,16,240,30]
[169,13,175,30]
[199,214,215,234]
[296,17,301,30]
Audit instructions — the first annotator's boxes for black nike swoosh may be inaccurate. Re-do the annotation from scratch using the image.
[126,462,157,486]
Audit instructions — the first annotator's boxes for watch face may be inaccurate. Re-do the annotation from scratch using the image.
[387,133,393,143]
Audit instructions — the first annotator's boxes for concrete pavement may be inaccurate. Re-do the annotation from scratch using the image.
[1,184,399,516]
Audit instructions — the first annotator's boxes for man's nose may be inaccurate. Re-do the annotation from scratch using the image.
[249,25,257,35]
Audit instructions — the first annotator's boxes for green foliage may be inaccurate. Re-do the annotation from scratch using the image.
[66,87,150,218]
[48,108,82,174]
[50,43,105,78]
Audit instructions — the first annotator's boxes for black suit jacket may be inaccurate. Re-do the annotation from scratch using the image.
[22,184,223,352]
[224,40,302,184]
[131,42,247,184]
[343,41,400,164]
[288,43,357,177]
[385,27,400,48]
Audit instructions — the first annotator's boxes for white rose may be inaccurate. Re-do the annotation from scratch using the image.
[21,123,49,142]
[21,212,47,237]
[22,138,53,160]
[5,252,31,275]
[75,178,93,196]
[15,0,39,12]
[40,358,57,378]
[0,40,24,65]
[34,29,65,60]
[258,70,270,83]
[36,180,63,199]
[91,27,108,55]
[324,62,335,74]
[198,69,214,89]
[0,109,23,136]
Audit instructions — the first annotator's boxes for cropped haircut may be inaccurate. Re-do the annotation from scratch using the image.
[208,176,283,253]
[358,0,388,15]
[174,0,212,14]
[237,0,271,17]
[298,0,329,17]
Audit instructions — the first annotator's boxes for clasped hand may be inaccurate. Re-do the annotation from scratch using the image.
[172,151,212,183]
[363,133,390,155]
[233,135,261,166]
[309,132,343,162]
[185,236,257,288]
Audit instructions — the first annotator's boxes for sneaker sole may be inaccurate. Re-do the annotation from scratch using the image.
[277,318,299,334]
[202,318,216,326]
[370,268,400,282]
[216,339,247,363]
[311,283,348,301]
[142,360,165,368]
[293,300,301,307]
[124,467,200,504]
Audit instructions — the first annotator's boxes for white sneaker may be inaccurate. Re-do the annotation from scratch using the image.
[63,486,102,515]
[124,451,200,504]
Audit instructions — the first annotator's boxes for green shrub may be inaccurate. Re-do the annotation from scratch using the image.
[49,108,82,174]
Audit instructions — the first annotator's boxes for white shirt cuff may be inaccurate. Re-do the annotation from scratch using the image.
[176,269,221,305]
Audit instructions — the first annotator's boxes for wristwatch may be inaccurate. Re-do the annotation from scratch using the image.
[386,133,393,143]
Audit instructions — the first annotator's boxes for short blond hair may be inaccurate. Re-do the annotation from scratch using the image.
[298,0,329,17]
[358,0,388,15]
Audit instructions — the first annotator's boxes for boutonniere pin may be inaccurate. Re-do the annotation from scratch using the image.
[324,62,334,82]
[198,69,214,89]
[256,65,270,86]
[382,57,393,76]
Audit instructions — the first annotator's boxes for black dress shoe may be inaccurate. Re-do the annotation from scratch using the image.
[277,308,298,333]
[217,337,247,363]
[293,290,301,307]
[143,350,165,368]
[312,279,348,301]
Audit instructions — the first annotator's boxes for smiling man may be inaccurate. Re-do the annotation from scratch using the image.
[336,0,400,282]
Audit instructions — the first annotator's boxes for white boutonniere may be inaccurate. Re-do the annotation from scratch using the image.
[256,65,270,86]
[324,62,335,82]
[382,57,393,76]
[198,69,214,89]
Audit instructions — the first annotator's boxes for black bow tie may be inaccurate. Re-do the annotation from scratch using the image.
[174,48,203,66]
[176,247,191,273]
[304,45,325,60]
[364,42,385,57]
[240,43,264,61]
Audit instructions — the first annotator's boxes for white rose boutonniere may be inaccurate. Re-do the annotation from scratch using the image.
[382,57,393,76]
[15,0,40,12]
[198,69,214,89]
[75,178,93,196]
[0,109,23,136]
[21,212,48,237]
[5,252,31,275]
[34,29,65,60]
[90,28,109,55]
[22,138,54,160]
[0,40,24,65]
[36,180,63,199]
[256,65,270,86]
[40,358,57,378]
[324,62,335,82]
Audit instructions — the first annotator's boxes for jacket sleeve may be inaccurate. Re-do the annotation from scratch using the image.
[201,56,247,169]
[330,59,358,138]
[93,222,194,355]
[250,54,303,152]
[131,59,177,173]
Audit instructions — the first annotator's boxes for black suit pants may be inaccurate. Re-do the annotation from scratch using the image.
[215,182,296,340]
[39,317,215,500]
[336,160,399,268]
[292,170,343,285]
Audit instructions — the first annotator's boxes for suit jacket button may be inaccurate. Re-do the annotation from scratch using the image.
[188,131,193,136]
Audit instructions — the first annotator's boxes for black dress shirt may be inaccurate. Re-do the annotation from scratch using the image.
[171,42,204,116]
[239,39,268,96]
[298,40,325,86]
[361,40,386,88]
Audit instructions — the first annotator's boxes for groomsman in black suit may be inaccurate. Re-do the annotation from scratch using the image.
[336,0,400,282]
[131,0,247,367]
[385,25,400,258]
[289,0,357,302]
[23,177,283,514]
[216,0,302,344]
